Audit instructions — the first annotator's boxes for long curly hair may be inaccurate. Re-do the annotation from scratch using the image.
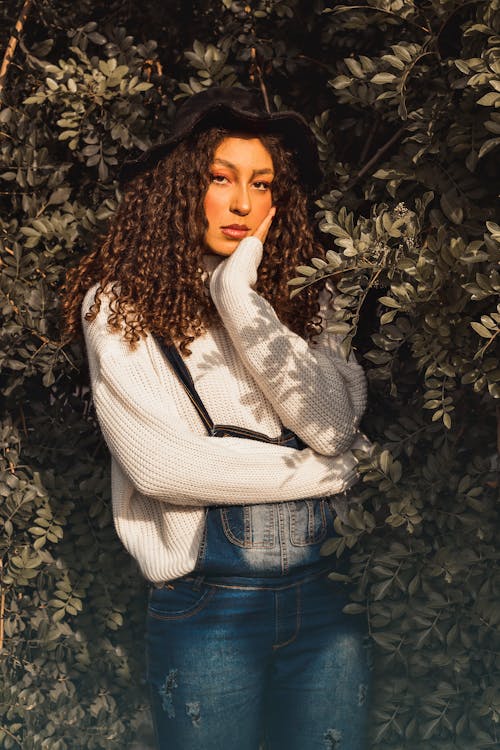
[60,126,324,354]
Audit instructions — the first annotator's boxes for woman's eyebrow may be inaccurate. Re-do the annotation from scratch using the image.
[213,157,274,177]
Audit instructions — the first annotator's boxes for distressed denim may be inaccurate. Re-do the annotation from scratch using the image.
[145,499,371,749]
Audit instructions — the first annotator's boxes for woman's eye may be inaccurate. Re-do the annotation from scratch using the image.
[253,181,271,191]
[210,174,229,184]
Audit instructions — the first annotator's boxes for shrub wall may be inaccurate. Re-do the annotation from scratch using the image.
[0,1,498,747]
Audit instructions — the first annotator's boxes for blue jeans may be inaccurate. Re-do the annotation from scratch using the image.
[145,500,371,749]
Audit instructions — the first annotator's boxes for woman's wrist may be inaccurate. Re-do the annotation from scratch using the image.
[210,236,263,301]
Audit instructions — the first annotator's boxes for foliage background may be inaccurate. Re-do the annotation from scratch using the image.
[0,0,499,747]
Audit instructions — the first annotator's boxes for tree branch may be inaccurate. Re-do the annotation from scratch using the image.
[0,0,34,103]
[0,722,22,748]
[250,47,271,113]
[297,54,334,74]
[326,5,431,34]
[346,124,408,190]
[359,116,380,166]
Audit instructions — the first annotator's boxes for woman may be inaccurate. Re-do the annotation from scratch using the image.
[62,86,372,749]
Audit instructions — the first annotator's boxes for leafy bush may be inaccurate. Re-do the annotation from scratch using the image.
[0,0,498,747]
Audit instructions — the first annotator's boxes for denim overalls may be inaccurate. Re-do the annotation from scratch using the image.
[194,475,341,578]
[145,345,371,749]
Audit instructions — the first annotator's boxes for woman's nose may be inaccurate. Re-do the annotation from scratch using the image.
[230,185,251,216]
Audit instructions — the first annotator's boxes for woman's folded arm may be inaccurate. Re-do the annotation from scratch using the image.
[82,289,361,506]
[210,237,367,456]
[91,349,360,504]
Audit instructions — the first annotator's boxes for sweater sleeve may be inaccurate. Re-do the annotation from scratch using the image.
[209,236,367,456]
[83,289,363,506]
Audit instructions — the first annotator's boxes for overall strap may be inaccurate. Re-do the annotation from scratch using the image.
[158,341,214,433]
[158,339,306,449]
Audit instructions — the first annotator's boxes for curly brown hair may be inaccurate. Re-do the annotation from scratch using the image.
[60,127,324,354]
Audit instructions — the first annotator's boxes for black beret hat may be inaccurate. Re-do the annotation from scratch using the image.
[119,86,322,189]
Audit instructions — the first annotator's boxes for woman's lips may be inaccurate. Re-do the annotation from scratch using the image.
[221,226,250,240]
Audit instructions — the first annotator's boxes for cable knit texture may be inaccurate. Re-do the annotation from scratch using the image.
[83,236,370,582]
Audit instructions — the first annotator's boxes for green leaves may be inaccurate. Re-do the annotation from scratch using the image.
[0,1,498,748]
[298,6,499,744]
[0,17,168,749]
[329,41,428,121]
[181,39,237,93]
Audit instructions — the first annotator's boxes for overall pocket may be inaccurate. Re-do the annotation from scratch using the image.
[288,499,328,546]
[220,505,276,548]
[148,579,215,621]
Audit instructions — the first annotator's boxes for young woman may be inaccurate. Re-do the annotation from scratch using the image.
[62,86,372,750]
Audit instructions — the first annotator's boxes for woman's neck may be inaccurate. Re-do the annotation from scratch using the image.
[200,252,225,279]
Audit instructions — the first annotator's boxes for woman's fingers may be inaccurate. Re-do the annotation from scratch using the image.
[253,207,276,243]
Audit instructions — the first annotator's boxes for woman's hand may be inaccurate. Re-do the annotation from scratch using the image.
[253,206,276,244]
[210,207,276,296]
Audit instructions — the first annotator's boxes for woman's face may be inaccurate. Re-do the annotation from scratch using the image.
[203,136,274,256]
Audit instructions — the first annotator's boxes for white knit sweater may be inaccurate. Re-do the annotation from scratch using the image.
[82,237,370,582]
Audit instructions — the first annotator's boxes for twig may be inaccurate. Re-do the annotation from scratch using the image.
[327,5,431,34]
[478,328,500,358]
[346,125,408,190]
[436,0,480,43]
[359,116,379,165]
[0,560,4,653]
[497,403,500,458]
[19,405,28,437]
[297,54,334,74]
[259,74,271,114]
[0,0,34,103]
[399,50,436,117]
[0,723,22,748]
[250,47,271,113]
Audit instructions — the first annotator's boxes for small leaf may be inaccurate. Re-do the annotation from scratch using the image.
[326,322,351,335]
[380,310,397,325]
[344,58,364,78]
[380,450,391,474]
[342,603,366,615]
[471,322,493,338]
[311,257,327,269]
[325,249,342,266]
[440,191,463,225]
[327,572,351,582]
[477,92,500,106]
[371,73,397,84]
[48,187,71,205]
[88,31,107,44]
[478,137,500,159]
[295,265,316,276]
[378,296,400,308]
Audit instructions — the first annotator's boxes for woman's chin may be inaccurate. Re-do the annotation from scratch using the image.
[204,241,239,257]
